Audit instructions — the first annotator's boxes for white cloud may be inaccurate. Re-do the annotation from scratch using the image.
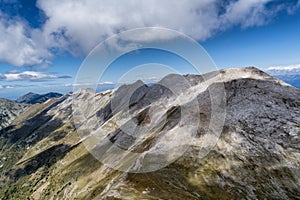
[0,71,71,81]
[0,1,299,67]
[0,84,14,90]
[220,0,275,28]
[265,64,300,76]
[5,85,14,89]
[0,12,51,67]
[64,82,114,87]
[266,64,300,71]
[37,0,298,56]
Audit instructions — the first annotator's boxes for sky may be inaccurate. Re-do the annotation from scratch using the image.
[0,0,300,99]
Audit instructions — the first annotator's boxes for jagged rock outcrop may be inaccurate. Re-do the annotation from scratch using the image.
[0,67,299,199]
[0,99,27,130]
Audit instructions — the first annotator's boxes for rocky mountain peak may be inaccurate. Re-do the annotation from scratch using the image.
[0,67,299,199]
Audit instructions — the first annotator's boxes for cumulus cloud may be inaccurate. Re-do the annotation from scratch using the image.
[0,71,71,81]
[36,0,299,56]
[0,0,299,67]
[0,12,51,67]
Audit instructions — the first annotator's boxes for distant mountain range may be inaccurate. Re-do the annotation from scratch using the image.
[265,65,300,88]
[16,92,63,104]
[0,67,299,199]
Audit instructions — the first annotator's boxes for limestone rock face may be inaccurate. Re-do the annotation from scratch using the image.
[0,67,299,200]
[0,98,27,130]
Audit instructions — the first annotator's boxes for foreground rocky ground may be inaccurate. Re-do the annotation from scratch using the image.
[0,67,299,199]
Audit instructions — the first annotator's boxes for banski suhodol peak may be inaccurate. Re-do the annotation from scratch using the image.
[1,1,300,200]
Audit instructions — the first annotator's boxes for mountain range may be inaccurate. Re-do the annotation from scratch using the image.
[266,66,300,89]
[16,92,63,104]
[0,67,299,199]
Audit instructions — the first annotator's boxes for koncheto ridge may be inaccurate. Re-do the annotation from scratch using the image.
[0,67,299,199]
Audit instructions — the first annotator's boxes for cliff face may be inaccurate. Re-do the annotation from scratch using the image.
[0,67,299,199]
[0,98,27,130]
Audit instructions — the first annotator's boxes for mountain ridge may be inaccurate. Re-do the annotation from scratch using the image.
[0,67,299,199]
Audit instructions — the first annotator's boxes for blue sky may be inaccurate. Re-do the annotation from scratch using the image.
[0,0,300,99]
